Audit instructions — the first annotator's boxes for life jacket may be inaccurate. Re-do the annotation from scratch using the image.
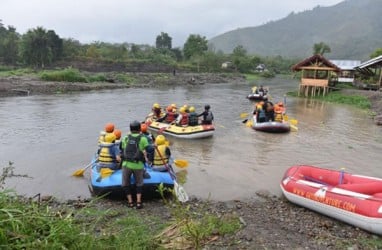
[165,111,177,123]
[121,134,144,163]
[179,113,189,126]
[153,145,169,166]
[98,142,116,164]
[188,112,199,126]
[153,108,164,119]
[275,113,283,122]
[205,111,213,122]
[258,108,266,120]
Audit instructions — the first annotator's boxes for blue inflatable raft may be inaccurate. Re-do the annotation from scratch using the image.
[88,161,175,197]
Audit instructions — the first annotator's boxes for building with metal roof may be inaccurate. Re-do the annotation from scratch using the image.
[330,60,361,83]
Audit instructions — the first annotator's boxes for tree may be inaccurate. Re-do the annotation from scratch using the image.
[183,34,208,60]
[370,48,382,59]
[232,45,247,58]
[62,38,83,58]
[155,32,172,50]
[0,26,20,64]
[313,42,331,56]
[231,45,250,72]
[20,27,63,67]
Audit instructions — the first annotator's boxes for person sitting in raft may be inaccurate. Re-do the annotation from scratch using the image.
[258,85,267,96]
[113,129,122,155]
[273,102,286,122]
[140,123,155,163]
[97,133,121,170]
[152,135,172,172]
[254,103,266,123]
[98,122,115,144]
[264,101,275,122]
[157,105,178,124]
[150,103,164,121]
[274,104,284,123]
[198,104,214,125]
[188,106,199,126]
[175,107,189,126]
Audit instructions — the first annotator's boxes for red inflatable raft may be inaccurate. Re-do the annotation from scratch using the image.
[280,165,382,235]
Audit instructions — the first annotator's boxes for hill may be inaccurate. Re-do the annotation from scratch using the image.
[209,0,382,60]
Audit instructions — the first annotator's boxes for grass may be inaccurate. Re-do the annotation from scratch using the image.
[286,90,371,110]
[0,163,241,250]
[244,73,261,83]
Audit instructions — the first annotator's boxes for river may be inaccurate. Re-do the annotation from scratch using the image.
[1,76,382,201]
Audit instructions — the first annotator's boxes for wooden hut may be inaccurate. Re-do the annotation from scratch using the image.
[355,55,382,90]
[292,54,340,97]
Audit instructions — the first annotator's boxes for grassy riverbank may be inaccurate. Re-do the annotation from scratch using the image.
[2,163,382,249]
[1,164,241,249]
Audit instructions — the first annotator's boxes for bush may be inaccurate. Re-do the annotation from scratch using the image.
[40,68,87,82]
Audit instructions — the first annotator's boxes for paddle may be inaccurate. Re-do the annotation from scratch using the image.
[240,112,249,119]
[174,159,188,168]
[155,146,189,203]
[100,168,114,178]
[72,159,96,177]
[283,114,299,132]
[158,123,173,134]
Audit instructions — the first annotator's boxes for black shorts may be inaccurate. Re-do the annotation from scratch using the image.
[122,168,144,187]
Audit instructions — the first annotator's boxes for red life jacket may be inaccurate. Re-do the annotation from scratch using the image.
[165,111,176,123]
[180,113,189,126]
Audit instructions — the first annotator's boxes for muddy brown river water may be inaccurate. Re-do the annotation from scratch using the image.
[1,76,382,201]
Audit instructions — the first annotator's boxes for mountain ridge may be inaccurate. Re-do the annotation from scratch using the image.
[209,0,382,60]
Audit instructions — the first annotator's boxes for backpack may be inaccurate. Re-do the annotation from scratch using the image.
[123,134,144,162]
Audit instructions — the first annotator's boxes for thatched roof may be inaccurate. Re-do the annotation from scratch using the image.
[291,54,341,72]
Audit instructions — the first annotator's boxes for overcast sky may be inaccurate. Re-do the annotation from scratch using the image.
[1,0,343,47]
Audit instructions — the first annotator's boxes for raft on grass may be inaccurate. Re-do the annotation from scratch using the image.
[280,165,382,235]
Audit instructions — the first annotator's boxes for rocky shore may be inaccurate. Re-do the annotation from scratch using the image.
[55,191,379,249]
[0,72,246,97]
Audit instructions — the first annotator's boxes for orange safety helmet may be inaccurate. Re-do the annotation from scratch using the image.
[104,123,115,133]
[166,105,173,112]
[141,123,148,133]
[113,129,122,140]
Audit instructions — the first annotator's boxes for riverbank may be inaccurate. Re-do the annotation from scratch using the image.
[0,72,246,97]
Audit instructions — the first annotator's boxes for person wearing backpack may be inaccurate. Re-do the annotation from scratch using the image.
[198,104,214,125]
[120,120,150,209]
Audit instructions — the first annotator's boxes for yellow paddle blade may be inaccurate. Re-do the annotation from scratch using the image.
[290,124,298,132]
[246,120,253,127]
[165,139,170,146]
[174,159,188,168]
[290,119,298,125]
[100,168,114,178]
[72,169,85,177]
[240,113,249,119]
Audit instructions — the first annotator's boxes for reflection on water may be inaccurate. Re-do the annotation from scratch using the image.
[1,77,382,201]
